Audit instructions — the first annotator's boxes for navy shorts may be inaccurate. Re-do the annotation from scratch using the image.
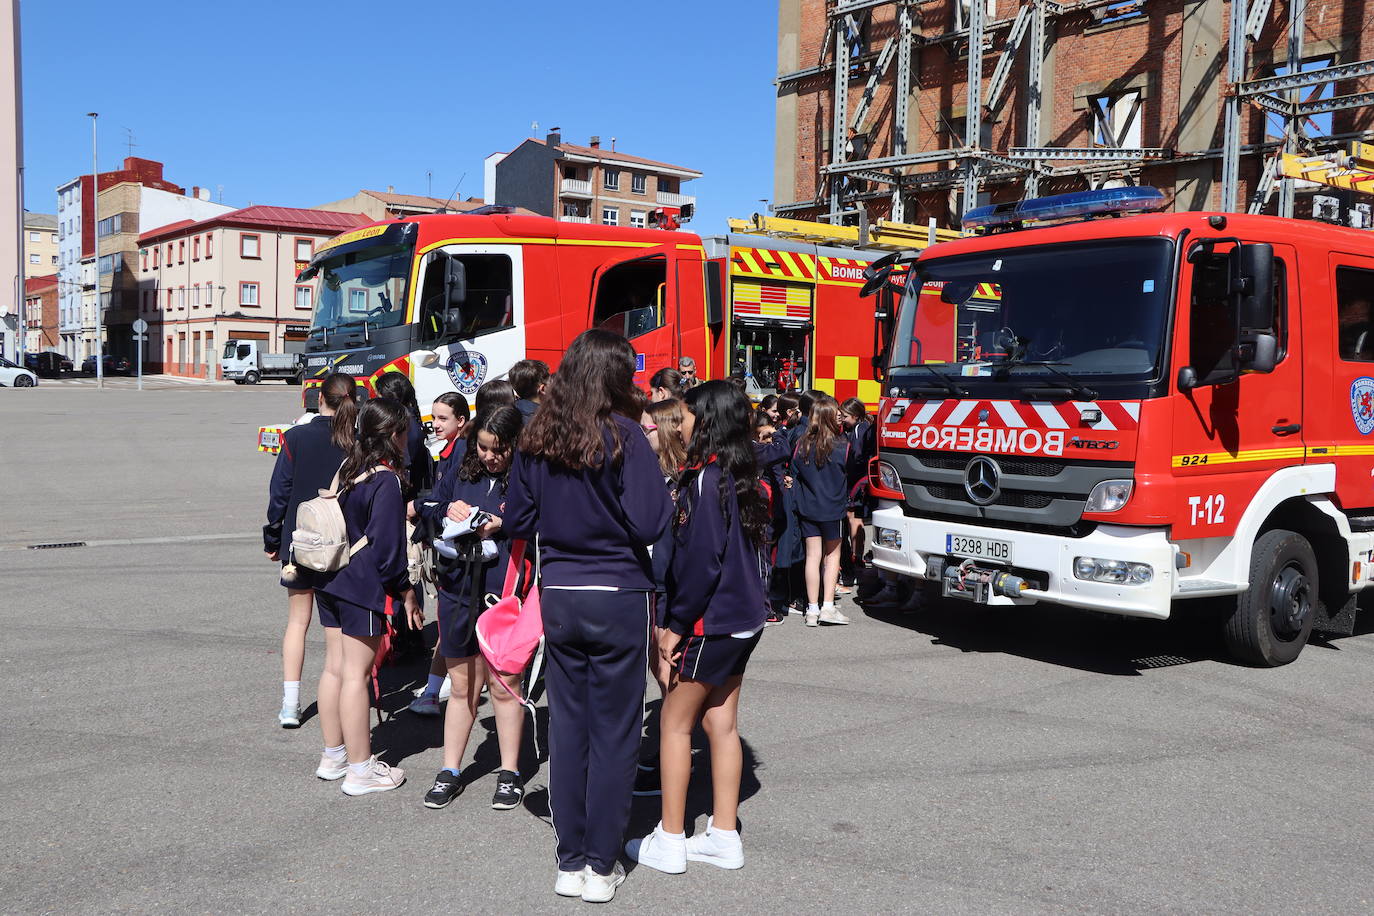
[315,591,387,638]
[437,587,483,660]
[799,516,842,540]
[675,630,762,687]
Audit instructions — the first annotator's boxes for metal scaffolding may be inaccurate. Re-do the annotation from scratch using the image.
[779,0,1374,221]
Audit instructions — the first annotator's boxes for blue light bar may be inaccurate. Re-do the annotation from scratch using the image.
[963,186,1166,230]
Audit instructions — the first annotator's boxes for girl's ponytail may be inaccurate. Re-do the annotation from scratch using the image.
[319,372,359,450]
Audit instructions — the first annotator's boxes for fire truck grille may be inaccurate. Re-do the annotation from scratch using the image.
[926,484,1054,509]
[916,451,1066,477]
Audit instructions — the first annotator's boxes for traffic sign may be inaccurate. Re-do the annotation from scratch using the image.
[132,318,148,333]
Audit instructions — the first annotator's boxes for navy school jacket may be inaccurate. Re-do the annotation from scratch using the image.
[666,463,768,637]
[418,463,512,609]
[793,434,851,522]
[314,468,412,613]
[403,414,431,498]
[264,414,347,556]
[505,414,671,589]
[845,419,874,489]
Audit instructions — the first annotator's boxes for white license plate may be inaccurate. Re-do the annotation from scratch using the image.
[945,534,1013,564]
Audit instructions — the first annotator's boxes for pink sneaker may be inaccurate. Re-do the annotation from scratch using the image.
[341,757,406,796]
[315,752,348,781]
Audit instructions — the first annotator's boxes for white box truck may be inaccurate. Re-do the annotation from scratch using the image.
[222,339,301,385]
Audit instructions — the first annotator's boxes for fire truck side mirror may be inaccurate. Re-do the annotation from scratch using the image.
[444,258,468,309]
[1243,331,1279,374]
[1236,243,1275,333]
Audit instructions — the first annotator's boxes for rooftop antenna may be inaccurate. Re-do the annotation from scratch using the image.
[122,127,137,158]
[217,184,224,203]
[437,172,467,213]
[427,169,433,198]
[531,120,539,132]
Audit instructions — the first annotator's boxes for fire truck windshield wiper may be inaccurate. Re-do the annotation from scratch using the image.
[901,363,967,398]
[999,360,1099,401]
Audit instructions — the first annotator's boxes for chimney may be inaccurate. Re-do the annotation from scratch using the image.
[387,185,395,193]
[610,137,616,151]
[191,186,200,199]
[546,128,562,146]
[589,135,601,149]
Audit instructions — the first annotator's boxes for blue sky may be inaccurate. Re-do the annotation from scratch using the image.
[20,0,779,231]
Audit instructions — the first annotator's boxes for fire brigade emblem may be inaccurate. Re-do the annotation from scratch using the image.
[1351,377,1374,435]
[445,349,488,397]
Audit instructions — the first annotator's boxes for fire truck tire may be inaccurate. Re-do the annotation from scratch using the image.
[1224,528,1317,667]
[288,372,302,386]
[244,371,260,385]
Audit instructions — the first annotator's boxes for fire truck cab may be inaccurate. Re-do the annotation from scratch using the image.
[866,187,1374,666]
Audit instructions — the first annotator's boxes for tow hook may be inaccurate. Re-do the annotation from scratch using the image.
[943,558,1030,601]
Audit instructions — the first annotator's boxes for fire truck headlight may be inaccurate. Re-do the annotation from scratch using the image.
[1085,479,1133,513]
[1074,557,1154,585]
[876,528,902,549]
[877,460,903,493]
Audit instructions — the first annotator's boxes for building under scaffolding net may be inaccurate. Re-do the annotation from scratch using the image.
[772,0,1374,226]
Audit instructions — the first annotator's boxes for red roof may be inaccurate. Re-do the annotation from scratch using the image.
[140,205,370,243]
[24,274,57,293]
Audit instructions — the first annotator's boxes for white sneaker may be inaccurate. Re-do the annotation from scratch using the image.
[804,609,820,627]
[554,868,585,897]
[685,817,744,870]
[438,674,452,701]
[278,703,301,728]
[581,863,626,903]
[819,605,851,625]
[314,752,347,781]
[340,756,406,796]
[625,823,687,874]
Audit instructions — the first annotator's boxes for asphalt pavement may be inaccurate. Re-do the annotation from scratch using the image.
[3,385,1373,914]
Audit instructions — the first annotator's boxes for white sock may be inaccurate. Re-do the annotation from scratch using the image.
[323,744,346,761]
[807,603,820,614]
[657,823,685,839]
[710,823,739,838]
[423,674,445,697]
[347,759,372,778]
[821,603,835,612]
[282,680,301,707]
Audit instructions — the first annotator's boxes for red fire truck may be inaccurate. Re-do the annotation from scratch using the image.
[864,187,1374,666]
[272,209,953,426]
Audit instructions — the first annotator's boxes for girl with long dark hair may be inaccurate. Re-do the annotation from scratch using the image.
[794,394,851,626]
[627,380,769,874]
[416,405,529,811]
[264,372,358,728]
[311,397,422,796]
[505,329,671,903]
[374,372,431,498]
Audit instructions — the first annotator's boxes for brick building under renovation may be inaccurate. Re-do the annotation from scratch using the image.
[772,0,1374,226]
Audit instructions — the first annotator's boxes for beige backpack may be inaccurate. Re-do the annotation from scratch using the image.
[282,466,389,581]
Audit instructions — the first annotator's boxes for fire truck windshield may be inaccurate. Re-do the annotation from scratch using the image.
[890,238,1174,394]
[307,241,414,337]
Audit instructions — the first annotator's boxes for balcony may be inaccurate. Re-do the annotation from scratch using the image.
[656,191,696,207]
[560,178,593,198]
[561,214,592,224]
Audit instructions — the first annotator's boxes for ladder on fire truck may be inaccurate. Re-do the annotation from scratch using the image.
[727,213,963,252]
[1278,141,1374,196]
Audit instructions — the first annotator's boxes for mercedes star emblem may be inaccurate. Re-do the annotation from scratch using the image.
[963,456,1001,506]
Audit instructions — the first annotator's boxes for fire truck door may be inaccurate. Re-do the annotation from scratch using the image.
[590,245,678,388]
[1170,242,1302,538]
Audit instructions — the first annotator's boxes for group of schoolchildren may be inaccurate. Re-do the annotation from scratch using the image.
[262,334,884,902]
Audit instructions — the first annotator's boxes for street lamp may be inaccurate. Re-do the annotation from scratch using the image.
[87,111,102,389]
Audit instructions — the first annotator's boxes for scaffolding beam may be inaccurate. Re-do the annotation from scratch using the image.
[1009,146,1172,159]
[963,0,986,213]
[1220,0,1248,212]
[892,1,914,220]
[1235,58,1374,96]
[987,4,1034,114]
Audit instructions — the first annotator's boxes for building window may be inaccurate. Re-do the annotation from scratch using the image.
[167,244,174,264]
[295,285,313,310]
[295,238,313,261]
[954,0,996,29]
[50,255,58,265]
[240,282,260,306]
[1090,90,1143,148]
[193,333,201,367]
[50,233,57,243]
[240,233,260,258]
[603,169,620,191]
[28,253,39,264]
[631,173,646,194]
[192,284,200,308]
[96,215,122,237]
[178,240,185,263]
[28,230,39,242]
[205,234,213,259]
[167,289,174,309]
[153,248,160,269]
[629,210,647,229]
[562,202,582,218]
[193,237,200,260]
[98,254,119,274]
[177,287,186,310]
[602,207,619,226]
[141,249,148,271]
[348,288,367,313]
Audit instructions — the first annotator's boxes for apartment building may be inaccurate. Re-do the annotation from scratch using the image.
[23,213,58,279]
[55,157,185,362]
[23,274,58,352]
[315,188,505,221]
[488,131,701,227]
[138,205,368,378]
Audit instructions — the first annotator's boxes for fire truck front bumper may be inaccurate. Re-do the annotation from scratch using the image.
[869,504,1177,619]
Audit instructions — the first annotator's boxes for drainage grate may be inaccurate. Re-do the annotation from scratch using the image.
[27,542,87,550]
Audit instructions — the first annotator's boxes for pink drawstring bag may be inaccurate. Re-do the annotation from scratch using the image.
[476,539,543,696]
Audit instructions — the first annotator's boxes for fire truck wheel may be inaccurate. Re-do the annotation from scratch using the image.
[244,371,260,385]
[1224,528,1317,667]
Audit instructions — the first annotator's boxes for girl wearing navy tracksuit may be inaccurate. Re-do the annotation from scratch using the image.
[840,397,874,588]
[627,380,769,875]
[264,372,357,729]
[794,394,851,627]
[311,398,422,796]
[416,405,528,812]
[409,391,470,716]
[505,330,671,904]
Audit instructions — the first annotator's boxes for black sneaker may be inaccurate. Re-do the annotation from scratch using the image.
[491,770,524,810]
[424,770,463,809]
[632,762,662,797]
[764,608,785,627]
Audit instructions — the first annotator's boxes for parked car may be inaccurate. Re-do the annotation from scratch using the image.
[24,351,74,378]
[81,354,132,376]
[0,356,38,387]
